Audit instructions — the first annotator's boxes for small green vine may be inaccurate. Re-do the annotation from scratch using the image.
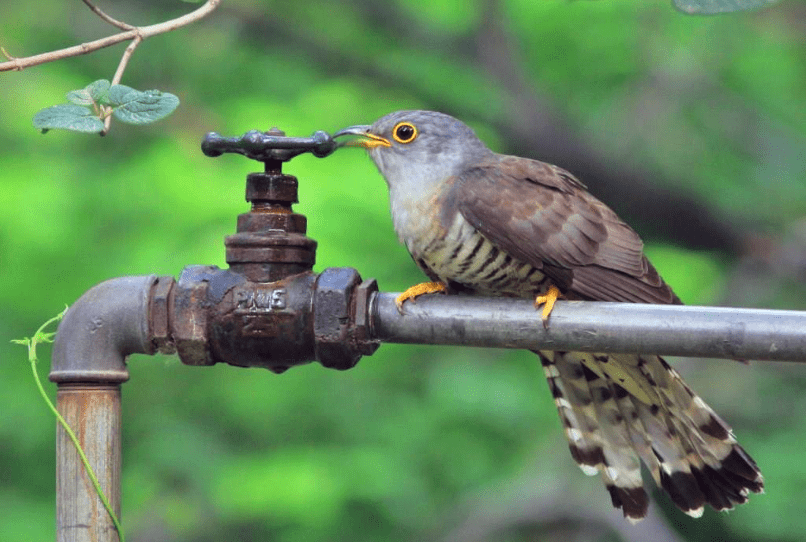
[13,308,125,542]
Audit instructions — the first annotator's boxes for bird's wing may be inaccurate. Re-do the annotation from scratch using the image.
[452,155,681,304]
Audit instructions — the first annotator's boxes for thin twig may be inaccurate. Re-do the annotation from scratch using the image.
[0,0,220,72]
[111,35,140,87]
[100,34,143,135]
[82,0,134,31]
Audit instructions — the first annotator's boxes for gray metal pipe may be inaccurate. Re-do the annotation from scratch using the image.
[45,276,804,542]
[371,292,806,362]
[51,275,158,383]
[51,275,160,542]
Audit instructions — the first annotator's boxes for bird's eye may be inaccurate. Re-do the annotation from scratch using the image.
[392,122,417,144]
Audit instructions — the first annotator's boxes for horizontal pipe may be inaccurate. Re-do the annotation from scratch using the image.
[371,293,806,362]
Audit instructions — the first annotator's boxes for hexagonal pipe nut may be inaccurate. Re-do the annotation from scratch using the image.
[352,279,380,356]
[313,267,363,370]
[149,275,177,355]
[172,265,217,366]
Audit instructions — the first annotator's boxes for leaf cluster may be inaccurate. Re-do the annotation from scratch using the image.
[32,79,179,134]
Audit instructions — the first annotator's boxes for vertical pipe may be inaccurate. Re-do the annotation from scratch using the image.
[56,385,122,542]
[51,275,167,542]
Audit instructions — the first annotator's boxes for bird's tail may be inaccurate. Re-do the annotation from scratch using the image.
[535,350,764,522]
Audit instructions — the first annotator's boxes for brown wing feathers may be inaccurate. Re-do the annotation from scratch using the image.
[455,156,680,305]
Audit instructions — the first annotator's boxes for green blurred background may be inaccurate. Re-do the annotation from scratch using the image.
[2,1,805,540]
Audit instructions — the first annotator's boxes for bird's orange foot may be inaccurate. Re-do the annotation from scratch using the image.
[534,285,562,328]
[395,282,447,313]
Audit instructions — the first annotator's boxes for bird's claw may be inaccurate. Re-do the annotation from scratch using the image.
[395,282,447,314]
[534,285,561,329]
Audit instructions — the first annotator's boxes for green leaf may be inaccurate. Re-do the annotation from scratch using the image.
[87,79,111,102]
[32,104,104,134]
[673,0,781,14]
[108,85,180,125]
[66,90,93,106]
[66,79,111,106]
[105,83,141,107]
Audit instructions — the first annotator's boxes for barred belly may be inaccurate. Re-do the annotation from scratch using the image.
[411,212,550,297]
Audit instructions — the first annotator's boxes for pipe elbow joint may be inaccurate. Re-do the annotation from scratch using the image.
[50,275,164,384]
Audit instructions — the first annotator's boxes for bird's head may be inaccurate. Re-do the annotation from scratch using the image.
[334,110,493,191]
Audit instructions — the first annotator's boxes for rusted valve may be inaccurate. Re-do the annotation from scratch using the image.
[203,128,339,283]
[150,128,380,373]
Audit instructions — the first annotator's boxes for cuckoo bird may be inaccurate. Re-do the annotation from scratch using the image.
[334,110,762,522]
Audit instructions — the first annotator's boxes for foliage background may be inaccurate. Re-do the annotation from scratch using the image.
[1,1,804,541]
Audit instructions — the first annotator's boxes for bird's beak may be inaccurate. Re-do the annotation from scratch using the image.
[333,125,391,149]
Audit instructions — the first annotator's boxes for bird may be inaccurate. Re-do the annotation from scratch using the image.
[334,110,763,522]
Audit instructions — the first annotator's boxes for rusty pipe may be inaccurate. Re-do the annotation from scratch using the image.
[50,275,165,542]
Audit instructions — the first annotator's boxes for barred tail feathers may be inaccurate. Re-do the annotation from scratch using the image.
[536,350,763,521]
[629,354,764,511]
[538,351,648,521]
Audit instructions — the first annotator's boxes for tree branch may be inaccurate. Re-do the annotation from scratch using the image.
[0,0,220,72]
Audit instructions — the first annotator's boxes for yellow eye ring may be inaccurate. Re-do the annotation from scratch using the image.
[392,122,417,144]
